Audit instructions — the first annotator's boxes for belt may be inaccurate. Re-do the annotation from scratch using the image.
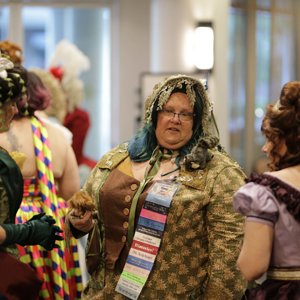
[267,267,300,280]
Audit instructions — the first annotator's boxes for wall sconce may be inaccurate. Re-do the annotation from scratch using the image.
[193,22,214,71]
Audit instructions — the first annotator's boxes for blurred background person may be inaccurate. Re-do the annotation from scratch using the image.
[0,39,72,143]
[0,40,23,65]
[233,81,300,299]
[49,40,95,285]
[0,67,82,299]
[30,67,73,144]
[49,39,96,187]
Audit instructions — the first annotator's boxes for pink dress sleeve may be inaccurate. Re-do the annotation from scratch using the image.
[233,182,279,226]
[234,174,300,266]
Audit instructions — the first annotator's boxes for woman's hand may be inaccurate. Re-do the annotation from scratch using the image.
[68,209,94,233]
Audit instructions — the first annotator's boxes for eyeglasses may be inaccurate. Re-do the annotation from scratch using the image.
[159,109,195,122]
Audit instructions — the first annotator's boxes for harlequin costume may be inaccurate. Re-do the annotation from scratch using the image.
[15,116,83,299]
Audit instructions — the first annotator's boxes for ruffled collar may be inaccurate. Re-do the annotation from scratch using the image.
[247,173,300,222]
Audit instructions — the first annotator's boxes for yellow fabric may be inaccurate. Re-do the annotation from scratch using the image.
[117,156,133,177]
[9,151,27,170]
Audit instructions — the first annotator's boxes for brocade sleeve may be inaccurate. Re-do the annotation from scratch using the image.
[205,165,247,299]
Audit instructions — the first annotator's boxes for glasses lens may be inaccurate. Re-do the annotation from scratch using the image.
[179,113,193,121]
[160,110,193,121]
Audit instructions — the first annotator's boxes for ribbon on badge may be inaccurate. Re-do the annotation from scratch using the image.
[115,180,179,300]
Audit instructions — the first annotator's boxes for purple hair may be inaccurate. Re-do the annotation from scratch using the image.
[16,71,51,117]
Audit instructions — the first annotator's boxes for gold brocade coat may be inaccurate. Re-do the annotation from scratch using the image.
[80,143,247,300]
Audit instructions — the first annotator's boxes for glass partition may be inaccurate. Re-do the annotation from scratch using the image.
[0,7,8,40]
[229,0,297,174]
[0,3,111,160]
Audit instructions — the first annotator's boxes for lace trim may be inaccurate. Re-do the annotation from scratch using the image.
[247,173,300,222]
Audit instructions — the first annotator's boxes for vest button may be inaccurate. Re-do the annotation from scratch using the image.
[130,183,138,191]
[124,195,131,202]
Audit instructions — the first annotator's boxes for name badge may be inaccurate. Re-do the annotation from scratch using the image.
[115,181,179,299]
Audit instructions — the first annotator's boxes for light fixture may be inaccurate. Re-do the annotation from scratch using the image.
[193,22,214,71]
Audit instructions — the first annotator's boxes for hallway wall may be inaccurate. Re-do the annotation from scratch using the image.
[115,0,230,151]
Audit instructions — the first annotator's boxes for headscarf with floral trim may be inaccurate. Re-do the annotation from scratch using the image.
[128,74,220,170]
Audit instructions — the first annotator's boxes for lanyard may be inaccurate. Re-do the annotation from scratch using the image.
[127,147,173,245]
[116,180,179,299]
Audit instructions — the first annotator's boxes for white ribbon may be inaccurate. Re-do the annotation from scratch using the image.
[0,56,14,79]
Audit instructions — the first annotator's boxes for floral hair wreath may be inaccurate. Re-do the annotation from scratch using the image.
[0,51,26,107]
[0,51,14,79]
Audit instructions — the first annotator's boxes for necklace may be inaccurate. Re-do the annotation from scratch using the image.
[161,166,180,177]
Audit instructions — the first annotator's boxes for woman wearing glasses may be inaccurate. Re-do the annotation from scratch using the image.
[67,74,247,299]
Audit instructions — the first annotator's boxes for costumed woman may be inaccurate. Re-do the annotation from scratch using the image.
[29,65,90,285]
[67,74,247,299]
[49,39,96,187]
[0,68,82,299]
[49,39,96,285]
[0,52,63,299]
[234,81,300,299]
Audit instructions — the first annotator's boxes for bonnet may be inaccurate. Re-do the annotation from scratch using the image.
[144,74,220,170]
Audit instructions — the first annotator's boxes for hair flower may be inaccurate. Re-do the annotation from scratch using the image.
[0,56,14,79]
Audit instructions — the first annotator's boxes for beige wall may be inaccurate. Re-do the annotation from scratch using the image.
[112,0,151,147]
[114,0,231,151]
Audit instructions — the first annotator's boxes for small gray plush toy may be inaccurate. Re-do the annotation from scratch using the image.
[184,135,219,170]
